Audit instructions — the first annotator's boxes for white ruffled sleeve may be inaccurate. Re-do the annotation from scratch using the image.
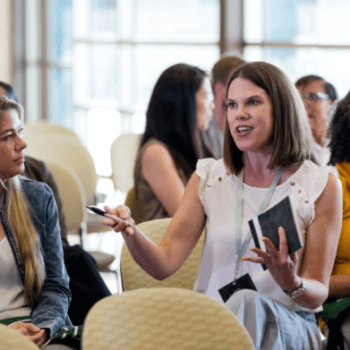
[196,158,216,206]
[306,165,340,224]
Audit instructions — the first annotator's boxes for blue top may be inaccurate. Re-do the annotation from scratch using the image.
[1,177,72,337]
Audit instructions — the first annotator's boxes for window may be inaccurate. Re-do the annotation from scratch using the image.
[27,0,220,176]
[244,0,350,98]
[72,0,220,176]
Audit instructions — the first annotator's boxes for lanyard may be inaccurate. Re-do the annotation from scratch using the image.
[233,167,285,283]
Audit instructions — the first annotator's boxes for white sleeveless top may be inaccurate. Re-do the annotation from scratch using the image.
[194,158,338,313]
[0,237,32,320]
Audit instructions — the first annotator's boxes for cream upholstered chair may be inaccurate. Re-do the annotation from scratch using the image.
[82,287,255,350]
[23,121,81,143]
[44,160,115,272]
[44,160,87,237]
[0,323,40,350]
[24,134,98,205]
[110,133,141,193]
[120,218,205,291]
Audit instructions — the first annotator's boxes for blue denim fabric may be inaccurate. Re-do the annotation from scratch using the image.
[1,178,72,337]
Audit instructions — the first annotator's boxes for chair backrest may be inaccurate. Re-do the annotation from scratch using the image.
[23,121,81,143]
[121,218,205,291]
[110,133,141,193]
[24,134,98,202]
[0,323,40,350]
[82,287,255,350]
[44,159,87,233]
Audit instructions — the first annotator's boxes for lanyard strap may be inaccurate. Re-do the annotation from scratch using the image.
[234,167,285,281]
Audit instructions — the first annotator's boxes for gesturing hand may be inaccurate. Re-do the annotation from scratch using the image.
[241,226,302,291]
[9,323,47,346]
[101,205,135,236]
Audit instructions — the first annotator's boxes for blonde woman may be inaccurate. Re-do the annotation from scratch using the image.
[103,62,342,349]
[0,96,74,350]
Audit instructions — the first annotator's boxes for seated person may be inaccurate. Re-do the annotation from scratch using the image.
[133,63,213,224]
[0,96,74,349]
[0,81,111,326]
[295,75,338,166]
[103,62,342,350]
[201,54,245,159]
[327,90,350,350]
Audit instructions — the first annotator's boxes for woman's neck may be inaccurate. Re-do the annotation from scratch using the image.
[243,150,279,188]
[242,151,302,188]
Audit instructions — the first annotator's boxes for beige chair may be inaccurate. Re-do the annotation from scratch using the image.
[23,121,81,143]
[24,134,98,205]
[120,218,205,291]
[44,160,115,272]
[82,287,255,350]
[110,133,141,193]
[0,323,40,350]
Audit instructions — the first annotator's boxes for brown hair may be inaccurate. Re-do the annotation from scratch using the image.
[295,75,338,102]
[223,61,313,174]
[0,96,45,302]
[211,55,246,90]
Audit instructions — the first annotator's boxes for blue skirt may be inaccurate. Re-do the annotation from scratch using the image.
[226,290,322,350]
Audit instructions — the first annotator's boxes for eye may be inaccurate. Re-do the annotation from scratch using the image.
[248,99,258,106]
[3,134,12,141]
[18,128,24,136]
[227,101,237,109]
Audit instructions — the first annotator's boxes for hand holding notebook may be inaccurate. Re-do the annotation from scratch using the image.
[248,195,303,256]
[241,195,304,292]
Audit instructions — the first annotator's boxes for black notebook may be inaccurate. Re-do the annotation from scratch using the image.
[248,195,302,255]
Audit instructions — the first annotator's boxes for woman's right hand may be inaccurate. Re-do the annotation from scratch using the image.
[9,323,47,346]
[102,205,136,236]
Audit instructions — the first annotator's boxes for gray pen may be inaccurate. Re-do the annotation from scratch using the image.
[86,205,133,227]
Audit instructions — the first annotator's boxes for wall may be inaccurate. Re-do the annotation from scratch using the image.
[0,0,11,83]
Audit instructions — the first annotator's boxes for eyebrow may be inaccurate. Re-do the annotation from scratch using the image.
[226,94,263,101]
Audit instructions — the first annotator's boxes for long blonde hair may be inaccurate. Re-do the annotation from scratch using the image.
[0,96,45,302]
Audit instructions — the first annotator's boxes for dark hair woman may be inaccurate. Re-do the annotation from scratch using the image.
[133,63,213,224]
[104,62,341,349]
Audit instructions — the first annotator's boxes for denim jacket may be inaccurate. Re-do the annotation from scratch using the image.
[1,178,72,337]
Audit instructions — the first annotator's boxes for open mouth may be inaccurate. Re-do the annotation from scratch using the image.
[236,126,253,134]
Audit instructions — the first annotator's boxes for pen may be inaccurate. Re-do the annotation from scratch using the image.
[86,205,133,227]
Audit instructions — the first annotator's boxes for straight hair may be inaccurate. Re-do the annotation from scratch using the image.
[0,96,45,302]
[223,61,313,175]
[140,63,208,178]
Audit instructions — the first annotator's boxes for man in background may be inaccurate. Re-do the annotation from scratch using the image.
[201,55,246,159]
[296,75,338,166]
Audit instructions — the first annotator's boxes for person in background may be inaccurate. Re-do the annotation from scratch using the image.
[132,63,213,224]
[0,96,74,349]
[103,62,342,349]
[201,55,246,159]
[295,75,338,166]
[325,90,350,349]
[0,81,111,326]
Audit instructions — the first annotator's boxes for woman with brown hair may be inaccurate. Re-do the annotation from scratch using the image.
[0,96,75,349]
[103,62,342,349]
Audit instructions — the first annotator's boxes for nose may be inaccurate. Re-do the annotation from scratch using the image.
[16,136,27,151]
[235,105,249,120]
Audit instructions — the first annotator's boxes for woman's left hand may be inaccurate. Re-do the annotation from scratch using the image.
[241,226,302,291]
[9,323,47,346]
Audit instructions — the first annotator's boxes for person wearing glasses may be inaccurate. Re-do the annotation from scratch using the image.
[295,75,338,166]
